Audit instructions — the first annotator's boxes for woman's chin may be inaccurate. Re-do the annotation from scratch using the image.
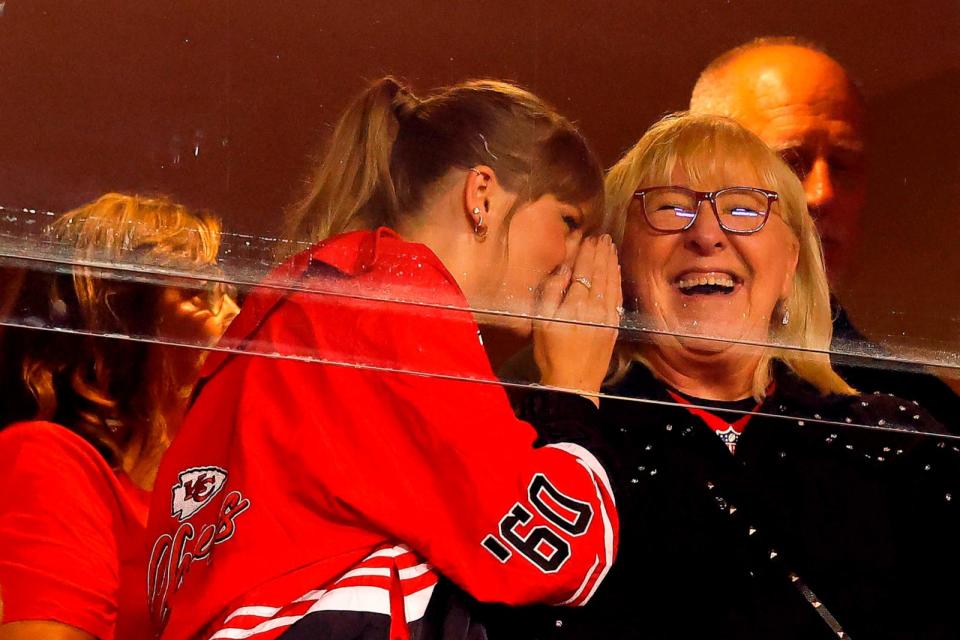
[665,318,754,356]
[675,334,735,356]
[670,324,772,362]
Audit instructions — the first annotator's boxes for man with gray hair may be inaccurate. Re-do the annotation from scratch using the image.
[690,37,958,431]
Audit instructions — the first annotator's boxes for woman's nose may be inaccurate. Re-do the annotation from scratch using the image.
[683,199,727,255]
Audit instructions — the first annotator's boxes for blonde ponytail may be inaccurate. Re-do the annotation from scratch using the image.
[287,77,604,251]
[286,77,418,245]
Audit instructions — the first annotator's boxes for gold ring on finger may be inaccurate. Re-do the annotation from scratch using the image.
[573,275,592,290]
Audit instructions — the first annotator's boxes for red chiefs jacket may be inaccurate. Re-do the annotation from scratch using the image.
[145,229,618,639]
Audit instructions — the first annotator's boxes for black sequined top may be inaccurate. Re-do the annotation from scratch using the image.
[476,361,960,640]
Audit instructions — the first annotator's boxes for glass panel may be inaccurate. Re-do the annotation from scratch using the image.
[1,2,959,638]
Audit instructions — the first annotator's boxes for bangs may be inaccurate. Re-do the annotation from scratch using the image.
[53,194,222,272]
[637,118,784,195]
[604,111,809,247]
[529,128,605,230]
[144,209,222,270]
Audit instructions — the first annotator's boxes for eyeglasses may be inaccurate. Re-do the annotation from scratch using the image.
[633,186,779,234]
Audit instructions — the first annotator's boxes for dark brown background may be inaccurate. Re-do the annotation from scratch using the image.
[0,0,957,359]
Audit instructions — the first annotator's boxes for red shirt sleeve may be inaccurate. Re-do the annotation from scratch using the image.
[271,269,618,607]
[0,423,123,639]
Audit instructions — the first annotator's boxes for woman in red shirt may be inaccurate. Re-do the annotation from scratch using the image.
[0,194,238,640]
[145,77,622,639]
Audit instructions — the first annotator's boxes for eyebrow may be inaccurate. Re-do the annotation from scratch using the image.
[772,139,804,153]
[773,138,865,154]
[831,138,865,153]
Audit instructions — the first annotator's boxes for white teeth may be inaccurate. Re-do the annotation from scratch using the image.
[676,273,736,290]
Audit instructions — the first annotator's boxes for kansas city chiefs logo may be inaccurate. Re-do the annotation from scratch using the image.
[171,466,228,521]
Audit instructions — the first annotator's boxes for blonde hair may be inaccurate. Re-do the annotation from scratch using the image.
[1,193,223,465]
[603,112,854,398]
[285,77,604,246]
